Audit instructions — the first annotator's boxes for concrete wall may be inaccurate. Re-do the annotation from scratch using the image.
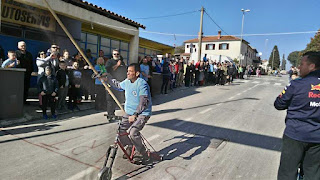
[55,15,82,56]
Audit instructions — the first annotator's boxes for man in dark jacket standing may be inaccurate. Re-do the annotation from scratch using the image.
[105,49,126,121]
[274,51,320,180]
[16,41,33,104]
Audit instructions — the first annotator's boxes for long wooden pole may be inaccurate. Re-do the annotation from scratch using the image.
[42,0,125,113]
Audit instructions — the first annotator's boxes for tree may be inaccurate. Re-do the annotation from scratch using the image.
[268,45,280,69]
[174,45,185,54]
[287,51,301,67]
[303,29,320,53]
[281,54,286,70]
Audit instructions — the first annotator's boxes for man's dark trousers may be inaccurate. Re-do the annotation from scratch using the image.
[278,135,320,180]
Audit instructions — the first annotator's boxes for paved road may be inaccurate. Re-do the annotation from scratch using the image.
[0,75,289,180]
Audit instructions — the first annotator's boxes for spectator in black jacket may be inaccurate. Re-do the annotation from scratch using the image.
[68,61,81,111]
[56,61,69,111]
[16,41,33,104]
[38,66,59,119]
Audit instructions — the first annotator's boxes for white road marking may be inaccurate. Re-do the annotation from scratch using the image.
[274,83,282,86]
[200,108,213,114]
[216,103,221,106]
[148,134,160,141]
[252,81,260,84]
[228,96,235,100]
[66,167,96,180]
[174,117,192,127]
[263,82,271,85]
[236,93,241,96]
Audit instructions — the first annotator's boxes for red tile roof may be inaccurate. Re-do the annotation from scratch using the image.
[62,0,145,29]
[184,35,241,43]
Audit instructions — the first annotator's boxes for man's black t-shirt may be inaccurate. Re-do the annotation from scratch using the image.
[105,59,126,81]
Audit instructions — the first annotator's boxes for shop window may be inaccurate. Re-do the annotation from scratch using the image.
[145,49,151,55]
[111,40,120,50]
[81,33,86,42]
[100,46,111,57]
[87,44,98,54]
[0,24,22,37]
[120,41,129,51]
[87,34,98,44]
[101,37,111,47]
[25,30,53,42]
[139,47,145,54]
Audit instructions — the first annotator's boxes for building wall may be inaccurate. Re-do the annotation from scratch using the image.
[185,41,257,65]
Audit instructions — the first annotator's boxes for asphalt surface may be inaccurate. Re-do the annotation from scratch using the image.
[0,75,289,180]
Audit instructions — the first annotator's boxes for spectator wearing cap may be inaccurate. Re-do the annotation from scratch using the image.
[38,66,59,119]
[15,41,33,104]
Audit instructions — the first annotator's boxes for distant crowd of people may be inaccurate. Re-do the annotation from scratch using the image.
[157,53,262,94]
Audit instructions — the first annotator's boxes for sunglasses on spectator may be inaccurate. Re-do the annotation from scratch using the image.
[40,53,45,55]
[51,46,58,48]
[113,53,119,55]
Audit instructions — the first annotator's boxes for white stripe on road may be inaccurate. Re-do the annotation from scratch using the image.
[274,83,282,86]
[174,117,192,127]
[263,82,271,85]
[66,167,96,180]
[236,93,242,96]
[252,81,260,84]
[200,108,213,114]
[228,96,235,100]
[148,134,160,142]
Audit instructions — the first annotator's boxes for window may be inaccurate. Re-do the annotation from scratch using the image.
[193,45,196,48]
[0,24,22,37]
[205,44,215,50]
[186,45,189,48]
[219,43,229,50]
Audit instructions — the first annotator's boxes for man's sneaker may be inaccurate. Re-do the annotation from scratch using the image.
[122,146,132,159]
[133,151,149,164]
[43,115,48,120]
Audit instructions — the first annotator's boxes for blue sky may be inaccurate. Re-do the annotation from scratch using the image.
[88,0,320,66]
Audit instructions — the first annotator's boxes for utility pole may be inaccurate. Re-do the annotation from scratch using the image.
[197,7,204,61]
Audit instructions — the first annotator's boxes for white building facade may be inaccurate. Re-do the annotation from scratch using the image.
[184,31,259,66]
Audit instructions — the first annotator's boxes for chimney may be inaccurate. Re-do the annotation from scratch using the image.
[218,30,222,39]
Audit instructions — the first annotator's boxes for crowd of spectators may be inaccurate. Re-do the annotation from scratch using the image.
[0,41,263,120]
[0,41,121,119]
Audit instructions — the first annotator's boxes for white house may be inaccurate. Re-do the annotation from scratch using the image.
[184,31,259,66]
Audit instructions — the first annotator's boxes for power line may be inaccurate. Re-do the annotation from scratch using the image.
[204,11,229,35]
[133,10,199,20]
[93,21,320,38]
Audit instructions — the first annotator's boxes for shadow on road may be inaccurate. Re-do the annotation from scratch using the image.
[149,119,282,152]
[152,97,260,116]
[160,134,210,160]
[0,122,112,144]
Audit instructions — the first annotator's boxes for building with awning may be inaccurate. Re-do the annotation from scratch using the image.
[0,0,174,86]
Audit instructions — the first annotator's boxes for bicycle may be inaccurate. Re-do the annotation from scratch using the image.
[98,120,163,180]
